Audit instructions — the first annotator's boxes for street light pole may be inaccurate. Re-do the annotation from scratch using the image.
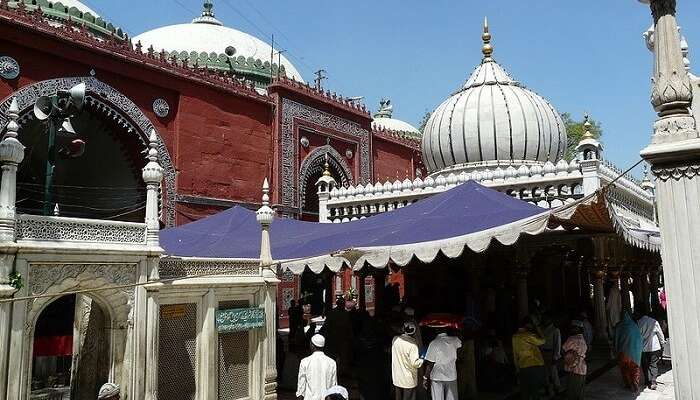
[43,119,56,216]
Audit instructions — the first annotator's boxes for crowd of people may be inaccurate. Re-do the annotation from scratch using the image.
[283,288,668,400]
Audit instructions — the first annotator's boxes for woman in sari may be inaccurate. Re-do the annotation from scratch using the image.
[613,312,643,392]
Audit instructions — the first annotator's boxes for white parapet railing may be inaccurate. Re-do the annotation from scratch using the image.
[321,159,655,223]
[15,214,148,244]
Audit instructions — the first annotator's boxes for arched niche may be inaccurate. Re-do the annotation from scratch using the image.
[0,77,177,226]
[298,145,353,219]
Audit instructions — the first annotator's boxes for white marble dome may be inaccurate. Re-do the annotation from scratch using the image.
[133,2,303,83]
[422,23,566,173]
[371,99,420,136]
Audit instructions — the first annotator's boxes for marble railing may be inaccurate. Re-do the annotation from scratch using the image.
[321,159,655,223]
[15,214,147,244]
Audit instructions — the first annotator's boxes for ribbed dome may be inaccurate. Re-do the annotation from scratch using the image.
[133,1,303,83]
[421,20,566,173]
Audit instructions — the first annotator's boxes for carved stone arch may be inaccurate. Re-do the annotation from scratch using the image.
[23,263,136,398]
[0,77,177,226]
[298,145,353,208]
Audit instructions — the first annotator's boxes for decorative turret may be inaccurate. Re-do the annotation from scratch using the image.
[256,178,275,275]
[0,98,25,244]
[192,0,223,26]
[0,98,25,290]
[575,114,603,161]
[316,156,337,223]
[142,130,163,248]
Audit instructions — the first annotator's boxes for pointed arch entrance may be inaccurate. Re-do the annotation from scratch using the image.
[298,145,352,221]
[0,77,177,226]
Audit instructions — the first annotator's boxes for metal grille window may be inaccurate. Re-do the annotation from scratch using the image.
[218,301,250,400]
[158,303,197,400]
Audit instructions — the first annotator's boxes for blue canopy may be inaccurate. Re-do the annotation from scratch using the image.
[160,181,552,273]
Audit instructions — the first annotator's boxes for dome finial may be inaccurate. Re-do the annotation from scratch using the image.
[192,0,223,25]
[482,17,494,60]
[323,153,331,177]
[582,113,594,140]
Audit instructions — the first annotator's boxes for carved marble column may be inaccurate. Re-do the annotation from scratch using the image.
[638,1,700,397]
[257,179,279,400]
[142,130,164,251]
[0,98,23,399]
[591,269,608,341]
[143,292,160,400]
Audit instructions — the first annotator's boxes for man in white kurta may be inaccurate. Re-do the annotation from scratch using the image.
[297,334,337,400]
[637,314,666,390]
[424,330,462,400]
[392,323,424,400]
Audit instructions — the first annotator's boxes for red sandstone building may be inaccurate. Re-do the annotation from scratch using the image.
[0,0,419,327]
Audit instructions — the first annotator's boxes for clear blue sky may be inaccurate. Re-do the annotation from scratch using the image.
[84,0,700,175]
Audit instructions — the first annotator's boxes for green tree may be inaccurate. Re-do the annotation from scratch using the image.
[561,112,603,161]
[418,110,432,134]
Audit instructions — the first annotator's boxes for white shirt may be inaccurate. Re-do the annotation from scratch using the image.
[391,334,424,388]
[425,333,462,382]
[296,351,337,400]
[637,316,666,352]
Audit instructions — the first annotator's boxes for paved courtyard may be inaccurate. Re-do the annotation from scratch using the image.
[585,366,675,400]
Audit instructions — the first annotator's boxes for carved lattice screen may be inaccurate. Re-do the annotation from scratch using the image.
[158,303,197,400]
[218,300,250,400]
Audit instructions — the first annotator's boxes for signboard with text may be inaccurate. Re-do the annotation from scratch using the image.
[216,307,265,332]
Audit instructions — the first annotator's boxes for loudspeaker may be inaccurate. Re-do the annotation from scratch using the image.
[33,96,53,121]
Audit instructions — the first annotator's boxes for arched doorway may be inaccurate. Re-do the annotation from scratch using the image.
[15,100,147,221]
[0,77,177,226]
[298,146,352,222]
[31,294,111,400]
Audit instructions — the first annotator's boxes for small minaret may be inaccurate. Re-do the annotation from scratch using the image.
[576,114,603,196]
[641,164,655,194]
[0,98,25,243]
[575,114,603,161]
[142,130,163,248]
[256,178,275,275]
[316,155,337,223]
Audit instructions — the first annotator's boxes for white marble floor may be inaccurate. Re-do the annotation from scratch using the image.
[585,365,675,400]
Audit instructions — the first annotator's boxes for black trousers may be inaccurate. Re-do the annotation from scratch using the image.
[394,386,416,400]
[641,350,662,386]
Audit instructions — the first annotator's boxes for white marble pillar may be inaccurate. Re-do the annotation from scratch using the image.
[142,129,163,250]
[0,99,24,400]
[591,269,608,341]
[257,178,279,400]
[144,292,160,400]
[200,290,217,399]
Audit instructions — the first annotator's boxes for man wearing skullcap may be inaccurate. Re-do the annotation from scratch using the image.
[97,382,120,400]
[323,385,349,400]
[297,334,337,400]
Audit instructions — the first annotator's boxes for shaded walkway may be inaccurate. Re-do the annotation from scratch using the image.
[585,365,674,400]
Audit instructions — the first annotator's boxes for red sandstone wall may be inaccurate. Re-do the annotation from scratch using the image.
[372,136,425,182]
[0,25,274,225]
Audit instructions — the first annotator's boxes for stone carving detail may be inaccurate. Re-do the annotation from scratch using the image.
[0,56,19,80]
[152,98,170,118]
[651,163,700,181]
[652,115,697,143]
[0,77,177,226]
[28,264,136,296]
[280,98,371,207]
[299,145,353,208]
[16,215,147,244]
[159,259,261,278]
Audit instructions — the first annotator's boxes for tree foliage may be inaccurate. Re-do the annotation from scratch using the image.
[418,110,432,134]
[561,112,603,161]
